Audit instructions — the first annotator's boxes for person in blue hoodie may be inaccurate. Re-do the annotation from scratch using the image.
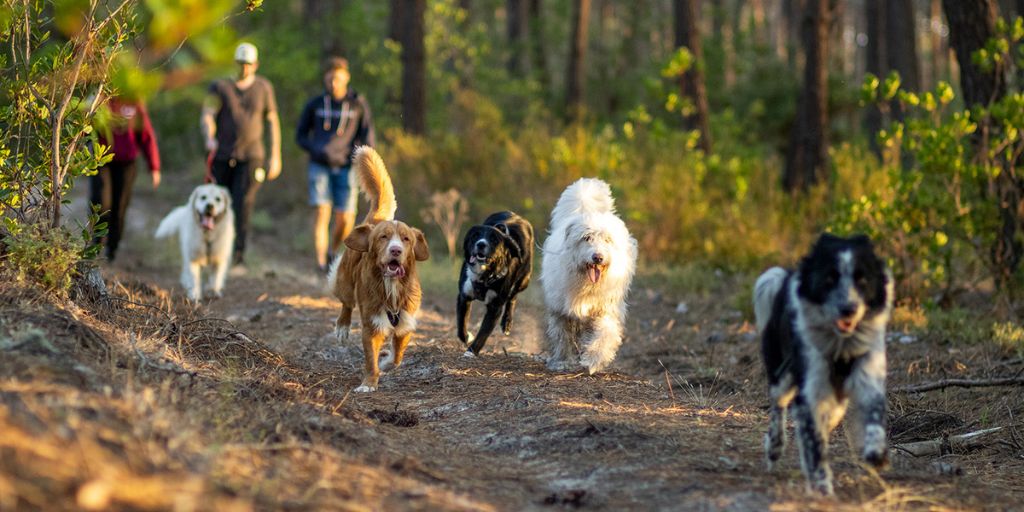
[296,56,376,273]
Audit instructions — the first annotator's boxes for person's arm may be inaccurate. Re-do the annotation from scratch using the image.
[135,102,162,189]
[295,98,316,154]
[200,88,220,154]
[265,81,282,180]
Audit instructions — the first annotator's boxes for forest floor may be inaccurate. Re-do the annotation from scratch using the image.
[1,181,1023,511]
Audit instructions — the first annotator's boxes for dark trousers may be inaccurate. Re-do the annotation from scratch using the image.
[211,157,262,262]
[89,159,137,260]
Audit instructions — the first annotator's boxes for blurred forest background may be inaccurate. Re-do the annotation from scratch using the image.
[4,0,1024,312]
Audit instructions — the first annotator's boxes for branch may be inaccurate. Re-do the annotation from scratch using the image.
[892,427,1004,457]
[893,376,1024,394]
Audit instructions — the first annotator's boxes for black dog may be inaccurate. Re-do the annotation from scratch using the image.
[457,211,534,357]
[753,233,893,495]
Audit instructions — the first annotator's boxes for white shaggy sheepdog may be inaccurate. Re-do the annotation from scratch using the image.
[155,184,235,302]
[541,178,637,374]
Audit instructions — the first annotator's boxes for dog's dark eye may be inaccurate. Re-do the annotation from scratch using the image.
[215,196,221,202]
[403,236,410,242]
[200,195,207,201]
[583,234,593,242]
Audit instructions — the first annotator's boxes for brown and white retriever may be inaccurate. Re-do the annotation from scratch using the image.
[328,146,430,392]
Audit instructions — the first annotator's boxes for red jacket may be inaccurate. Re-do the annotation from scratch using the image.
[99,98,161,172]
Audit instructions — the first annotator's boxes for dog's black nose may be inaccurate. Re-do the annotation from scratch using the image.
[591,253,604,264]
[204,204,214,215]
[476,240,487,250]
[838,303,858,317]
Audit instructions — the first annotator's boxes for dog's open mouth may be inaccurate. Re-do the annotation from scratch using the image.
[586,263,606,284]
[834,318,857,334]
[200,214,216,231]
[384,259,406,278]
[469,253,489,269]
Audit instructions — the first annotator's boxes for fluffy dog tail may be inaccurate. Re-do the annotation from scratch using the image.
[154,206,188,239]
[325,253,343,296]
[552,178,615,221]
[753,267,788,334]
[353,146,396,224]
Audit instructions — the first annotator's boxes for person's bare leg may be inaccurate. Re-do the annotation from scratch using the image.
[313,204,332,268]
[330,210,356,255]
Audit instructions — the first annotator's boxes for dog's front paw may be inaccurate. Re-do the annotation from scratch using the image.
[353,384,377,393]
[579,353,607,375]
[335,325,351,342]
[207,289,223,300]
[462,350,477,358]
[806,468,835,496]
[501,319,513,336]
[862,425,889,468]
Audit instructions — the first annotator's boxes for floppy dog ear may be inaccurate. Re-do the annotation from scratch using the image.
[219,186,232,209]
[463,226,483,258]
[344,225,373,252]
[413,228,430,261]
[502,233,523,259]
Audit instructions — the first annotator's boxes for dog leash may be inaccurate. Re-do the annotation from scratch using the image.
[204,150,215,184]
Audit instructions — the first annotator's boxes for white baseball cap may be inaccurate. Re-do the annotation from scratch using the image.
[234,42,258,64]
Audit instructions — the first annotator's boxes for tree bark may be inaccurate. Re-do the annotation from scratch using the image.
[395,0,427,134]
[943,0,1017,292]
[929,0,946,89]
[528,0,550,93]
[783,0,830,192]
[886,0,920,125]
[942,0,1005,107]
[565,0,591,122]
[673,0,712,153]
[864,0,883,157]
[507,0,525,74]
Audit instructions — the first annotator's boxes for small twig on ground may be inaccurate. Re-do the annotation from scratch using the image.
[657,359,675,401]
[893,375,1024,393]
[892,427,1004,457]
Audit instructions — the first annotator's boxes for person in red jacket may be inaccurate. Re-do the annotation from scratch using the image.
[89,96,161,261]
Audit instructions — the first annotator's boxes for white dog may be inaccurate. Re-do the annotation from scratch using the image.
[155,184,235,301]
[541,178,637,374]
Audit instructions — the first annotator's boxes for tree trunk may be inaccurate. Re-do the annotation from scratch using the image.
[528,0,550,94]
[783,0,830,192]
[673,0,713,153]
[864,0,883,157]
[929,0,946,89]
[565,0,591,121]
[507,0,525,74]
[395,0,427,134]
[943,0,1016,292]
[886,0,919,124]
[942,0,1005,107]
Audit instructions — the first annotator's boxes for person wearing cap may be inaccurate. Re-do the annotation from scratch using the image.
[200,42,282,267]
[89,94,162,261]
[295,56,376,273]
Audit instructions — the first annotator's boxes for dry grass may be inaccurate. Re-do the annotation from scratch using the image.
[0,249,1021,510]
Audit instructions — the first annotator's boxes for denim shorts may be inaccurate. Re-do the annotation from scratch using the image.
[308,161,357,212]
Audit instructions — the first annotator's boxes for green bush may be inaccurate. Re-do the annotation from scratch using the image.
[3,223,87,293]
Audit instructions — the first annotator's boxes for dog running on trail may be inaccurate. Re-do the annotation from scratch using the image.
[327,146,430,392]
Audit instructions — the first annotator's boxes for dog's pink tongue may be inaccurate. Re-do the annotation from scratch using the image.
[201,216,215,230]
[836,319,855,333]
[588,266,601,283]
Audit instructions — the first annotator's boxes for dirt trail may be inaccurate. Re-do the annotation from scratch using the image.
[3,184,1021,510]
[102,238,1020,511]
